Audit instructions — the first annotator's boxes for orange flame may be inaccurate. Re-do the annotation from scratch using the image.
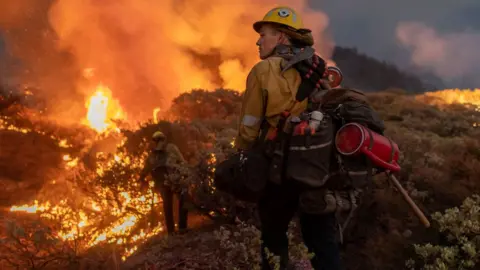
[83,84,125,133]
[8,146,162,260]
[153,107,161,123]
[416,89,480,127]
[46,0,333,123]
[417,88,480,107]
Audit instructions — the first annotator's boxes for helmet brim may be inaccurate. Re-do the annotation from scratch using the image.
[253,21,266,33]
[253,20,311,34]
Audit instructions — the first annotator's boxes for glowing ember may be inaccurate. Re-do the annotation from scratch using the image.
[58,139,71,148]
[10,200,50,213]
[0,117,30,134]
[63,154,79,168]
[0,116,74,145]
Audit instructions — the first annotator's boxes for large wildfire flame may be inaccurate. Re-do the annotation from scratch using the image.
[81,83,164,133]
[1,84,219,262]
[0,0,333,124]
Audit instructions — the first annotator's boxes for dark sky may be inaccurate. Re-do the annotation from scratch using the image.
[314,0,480,60]
[313,0,480,87]
[1,1,479,88]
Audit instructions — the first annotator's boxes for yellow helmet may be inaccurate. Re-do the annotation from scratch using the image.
[253,6,310,33]
[152,131,166,140]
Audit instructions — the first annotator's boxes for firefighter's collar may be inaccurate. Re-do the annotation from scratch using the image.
[278,46,315,74]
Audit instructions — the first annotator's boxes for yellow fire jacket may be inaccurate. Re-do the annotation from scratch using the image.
[235,56,308,150]
[139,143,186,182]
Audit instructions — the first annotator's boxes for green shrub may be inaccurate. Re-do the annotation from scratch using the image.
[406,195,480,270]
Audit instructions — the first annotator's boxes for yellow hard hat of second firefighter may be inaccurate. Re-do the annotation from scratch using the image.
[253,6,310,33]
[152,131,166,140]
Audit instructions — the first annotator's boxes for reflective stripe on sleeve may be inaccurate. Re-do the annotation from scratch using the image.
[242,115,261,127]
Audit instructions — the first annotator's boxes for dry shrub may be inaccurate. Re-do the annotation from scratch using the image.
[1,88,480,269]
[124,221,312,270]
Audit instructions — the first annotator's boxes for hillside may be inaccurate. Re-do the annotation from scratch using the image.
[0,40,476,270]
[1,87,479,270]
[332,47,442,93]
[123,89,480,270]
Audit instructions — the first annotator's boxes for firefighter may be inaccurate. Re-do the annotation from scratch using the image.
[138,131,188,235]
[235,7,342,270]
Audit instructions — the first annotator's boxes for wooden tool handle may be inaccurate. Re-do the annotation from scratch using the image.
[388,173,431,228]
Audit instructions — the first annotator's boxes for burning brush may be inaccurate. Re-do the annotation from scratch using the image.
[0,87,178,268]
[5,134,167,265]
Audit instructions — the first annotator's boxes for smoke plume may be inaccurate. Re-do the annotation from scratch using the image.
[0,0,333,123]
[396,21,480,87]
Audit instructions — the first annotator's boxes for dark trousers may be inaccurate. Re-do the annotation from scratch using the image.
[258,180,342,270]
[156,181,188,235]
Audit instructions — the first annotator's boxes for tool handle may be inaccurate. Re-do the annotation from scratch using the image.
[387,173,431,228]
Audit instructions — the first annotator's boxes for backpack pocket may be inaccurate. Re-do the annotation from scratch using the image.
[286,117,334,187]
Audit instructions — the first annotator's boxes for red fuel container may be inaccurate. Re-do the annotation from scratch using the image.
[335,123,401,172]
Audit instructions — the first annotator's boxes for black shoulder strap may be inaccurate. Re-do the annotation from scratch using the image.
[257,89,269,143]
